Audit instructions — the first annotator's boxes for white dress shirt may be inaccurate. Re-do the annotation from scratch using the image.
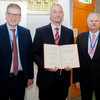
[7,23,23,73]
[51,23,61,39]
[88,30,99,59]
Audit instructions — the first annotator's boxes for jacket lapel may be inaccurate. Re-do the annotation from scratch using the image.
[93,32,100,59]
[1,24,12,52]
[17,26,24,59]
[47,24,55,44]
[83,32,91,59]
[58,25,63,45]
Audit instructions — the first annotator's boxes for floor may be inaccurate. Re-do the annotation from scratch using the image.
[71,96,81,100]
[71,92,95,100]
[67,87,95,100]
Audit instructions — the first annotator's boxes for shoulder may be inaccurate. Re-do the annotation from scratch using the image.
[61,25,73,33]
[35,24,51,37]
[18,25,31,39]
[18,25,30,32]
[77,32,88,38]
[77,32,88,44]
[36,24,50,31]
[0,23,7,30]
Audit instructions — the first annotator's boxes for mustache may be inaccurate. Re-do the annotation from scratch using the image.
[91,24,97,26]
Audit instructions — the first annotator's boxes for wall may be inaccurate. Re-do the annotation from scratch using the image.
[71,0,95,99]
[95,0,100,13]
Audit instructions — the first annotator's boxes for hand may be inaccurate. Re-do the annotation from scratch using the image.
[45,66,59,72]
[64,66,71,71]
[74,82,80,90]
[27,79,33,87]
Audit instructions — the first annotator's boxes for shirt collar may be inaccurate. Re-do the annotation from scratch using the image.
[89,30,99,37]
[6,23,17,31]
[51,23,61,30]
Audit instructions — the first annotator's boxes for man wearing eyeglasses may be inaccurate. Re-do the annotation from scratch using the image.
[0,3,34,100]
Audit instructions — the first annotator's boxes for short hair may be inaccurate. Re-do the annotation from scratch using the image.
[87,13,100,23]
[50,4,63,13]
[6,3,21,13]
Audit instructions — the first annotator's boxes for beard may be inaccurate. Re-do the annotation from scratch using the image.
[55,21,61,24]
[50,16,63,24]
[54,17,63,24]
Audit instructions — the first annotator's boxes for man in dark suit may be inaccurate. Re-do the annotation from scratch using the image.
[32,4,74,100]
[0,3,33,100]
[73,13,100,100]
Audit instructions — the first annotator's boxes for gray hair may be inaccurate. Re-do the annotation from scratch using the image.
[87,13,100,23]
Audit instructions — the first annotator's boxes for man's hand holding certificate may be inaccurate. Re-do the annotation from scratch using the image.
[44,44,80,69]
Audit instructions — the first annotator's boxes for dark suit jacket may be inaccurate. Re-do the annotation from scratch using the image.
[0,23,33,86]
[73,32,100,88]
[33,23,74,89]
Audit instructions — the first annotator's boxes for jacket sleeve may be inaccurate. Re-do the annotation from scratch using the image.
[32,29,44,69]
[73,35,80,83]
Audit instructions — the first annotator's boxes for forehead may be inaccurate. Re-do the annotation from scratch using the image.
[89,15,99,20]
[7,7,21,13]
[51,5,63,11]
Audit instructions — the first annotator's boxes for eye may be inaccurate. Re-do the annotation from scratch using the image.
[53,11,56,13]
[8,13,13,16]
[90,20,93,22]
[15,14,19,17]
[59,11,62,13]
[95,20,98,22]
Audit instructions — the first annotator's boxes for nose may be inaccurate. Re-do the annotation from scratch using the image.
[56,12,60,16]
[12,15,16,18]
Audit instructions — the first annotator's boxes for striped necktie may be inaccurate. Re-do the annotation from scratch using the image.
[55,28,62,75]
[55,28,59,45]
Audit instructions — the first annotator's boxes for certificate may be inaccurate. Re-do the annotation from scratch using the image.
[44,44,80,69]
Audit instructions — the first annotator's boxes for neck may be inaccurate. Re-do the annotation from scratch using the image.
[7,24,17,29]
[52,22,61,27]
[90,29,99,34]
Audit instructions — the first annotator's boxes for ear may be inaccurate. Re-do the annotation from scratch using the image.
[87,23,89,27]
[5,12,7,20]
[19,16,21,23]
[49,11,51,16]
[63,12,64,16]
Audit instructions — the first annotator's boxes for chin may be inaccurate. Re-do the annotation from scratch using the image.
[56,20,61,23]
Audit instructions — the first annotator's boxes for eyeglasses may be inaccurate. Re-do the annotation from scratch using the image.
[7,12,21,18]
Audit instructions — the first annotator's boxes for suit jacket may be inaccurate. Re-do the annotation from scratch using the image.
[33,23,74,89]
[73,31,100,87]
[0,23,33,86]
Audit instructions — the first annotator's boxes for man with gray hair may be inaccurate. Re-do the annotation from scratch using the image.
[73,13,100,100]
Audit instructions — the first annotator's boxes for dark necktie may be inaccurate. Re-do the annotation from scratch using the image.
[55,28,59,45]
[11,29,18,76]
